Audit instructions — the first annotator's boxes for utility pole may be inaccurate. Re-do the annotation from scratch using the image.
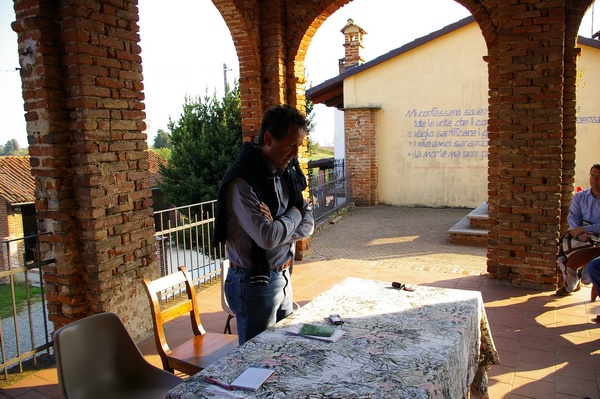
[223,63,232,93]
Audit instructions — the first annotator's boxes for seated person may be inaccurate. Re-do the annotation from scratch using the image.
[586,256,600,321]
[556,163,600,296]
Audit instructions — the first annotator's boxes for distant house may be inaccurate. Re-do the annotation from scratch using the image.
[0,156,37,275]
[307,16,600,207]
[0,151,169,275]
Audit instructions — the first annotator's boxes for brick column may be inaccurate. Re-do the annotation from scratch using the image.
[485,3,567,288]
[345,108,379,206]
[13,0,156,338]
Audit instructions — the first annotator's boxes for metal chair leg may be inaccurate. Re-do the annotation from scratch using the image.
[224,315,234,334]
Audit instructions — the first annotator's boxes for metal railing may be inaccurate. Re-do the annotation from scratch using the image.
[0,233,54,378]
[154,200,225,286]
[308,158,353,224]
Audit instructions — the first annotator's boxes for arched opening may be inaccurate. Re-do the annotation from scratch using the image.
[138,1,239,146]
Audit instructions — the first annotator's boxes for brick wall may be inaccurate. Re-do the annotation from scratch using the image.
[0,201,26,281]
[0,199,7,241]
[0,200,12,276]
[345,108,379,206]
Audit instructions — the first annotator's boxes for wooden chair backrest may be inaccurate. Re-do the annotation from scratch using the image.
[142,266,206,357]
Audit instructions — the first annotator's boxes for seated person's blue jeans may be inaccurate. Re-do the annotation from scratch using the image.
[586,256,600,297]
[224,266,293,345]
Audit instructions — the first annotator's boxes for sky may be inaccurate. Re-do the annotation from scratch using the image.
[1,1,599,148]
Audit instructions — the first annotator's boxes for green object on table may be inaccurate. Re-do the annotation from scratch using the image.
[298,323,335,337]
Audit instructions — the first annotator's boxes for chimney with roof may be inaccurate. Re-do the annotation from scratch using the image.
[339,19,366,74]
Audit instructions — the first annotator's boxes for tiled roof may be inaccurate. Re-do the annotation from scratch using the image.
[148,150,167,188]
[0,151,167,205]
[0,156,35,204]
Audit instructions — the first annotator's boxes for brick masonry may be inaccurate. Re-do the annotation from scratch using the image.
[9,0,594,337]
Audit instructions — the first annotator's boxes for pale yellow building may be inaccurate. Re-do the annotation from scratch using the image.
[308,16,600,208]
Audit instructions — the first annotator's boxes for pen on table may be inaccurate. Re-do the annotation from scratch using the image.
[204,376,234,391]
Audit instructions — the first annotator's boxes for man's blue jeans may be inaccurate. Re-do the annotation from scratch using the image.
[586,256,600,295]
[224,266,293,345]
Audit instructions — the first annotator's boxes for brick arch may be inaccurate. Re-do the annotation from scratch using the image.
[211,0,355,140]
[281,0,353,109]
[212,0,263,140]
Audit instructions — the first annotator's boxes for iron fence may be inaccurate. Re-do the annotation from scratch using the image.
[307,158,353,224]
[0,233,54,378]
[154,200,225,286]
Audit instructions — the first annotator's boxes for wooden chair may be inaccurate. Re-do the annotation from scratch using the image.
[54,312,183,399]
[142,266,239,375]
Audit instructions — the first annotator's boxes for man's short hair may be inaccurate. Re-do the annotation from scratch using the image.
[591,163,600,172]
[258,104,307,145]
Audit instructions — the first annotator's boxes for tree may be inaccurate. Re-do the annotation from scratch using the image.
[158,84,242,208]
[3,139,20,155]
[153,129,171,149]
[304,89,318,155]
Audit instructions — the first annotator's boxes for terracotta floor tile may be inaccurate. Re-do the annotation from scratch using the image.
[520,333,555,352]
[555,346,595,365]
[517,347,556,367]
[554,374,599,398]
[514,360,555,382]
[555,360,597,381]
[487,380,513,398]
[510,375,556,398]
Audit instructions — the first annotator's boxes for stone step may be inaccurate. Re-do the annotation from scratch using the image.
[467,202,488,229]
[448,202,488,247]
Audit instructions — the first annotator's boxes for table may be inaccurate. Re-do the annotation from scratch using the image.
[166,278,499,399]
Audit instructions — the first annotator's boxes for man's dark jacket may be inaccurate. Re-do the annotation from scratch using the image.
[212,142,306,284]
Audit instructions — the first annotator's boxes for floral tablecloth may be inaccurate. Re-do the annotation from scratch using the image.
[167,277,499,399]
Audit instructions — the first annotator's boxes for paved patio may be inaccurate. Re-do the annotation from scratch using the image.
[1,205,599,399]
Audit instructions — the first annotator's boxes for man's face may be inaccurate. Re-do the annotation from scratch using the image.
[590,167,600,192]
[262,126,306,169]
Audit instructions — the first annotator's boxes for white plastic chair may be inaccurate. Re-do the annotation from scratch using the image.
[221,259,236,334]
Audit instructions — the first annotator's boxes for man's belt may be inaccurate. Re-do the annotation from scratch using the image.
[230,257,292,272]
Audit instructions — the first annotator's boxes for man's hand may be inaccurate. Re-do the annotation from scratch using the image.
[258,202,273,222]
[571,226,589,241]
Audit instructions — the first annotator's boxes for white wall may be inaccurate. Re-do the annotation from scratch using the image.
[344,23,488,207]
[575,42,600,189]
[342,22,600,207]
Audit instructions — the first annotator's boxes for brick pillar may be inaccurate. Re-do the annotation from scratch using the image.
[13,0,157,339]
[485,3,568,288]
[345,108,379,206]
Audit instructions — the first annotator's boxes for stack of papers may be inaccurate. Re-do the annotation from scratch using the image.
[230,367,274,391]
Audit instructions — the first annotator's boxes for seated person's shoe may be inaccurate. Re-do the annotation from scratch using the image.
[555,282,581,296]
[555,287,571,296]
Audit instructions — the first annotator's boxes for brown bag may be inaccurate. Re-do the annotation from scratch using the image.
[560,232,600,270]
